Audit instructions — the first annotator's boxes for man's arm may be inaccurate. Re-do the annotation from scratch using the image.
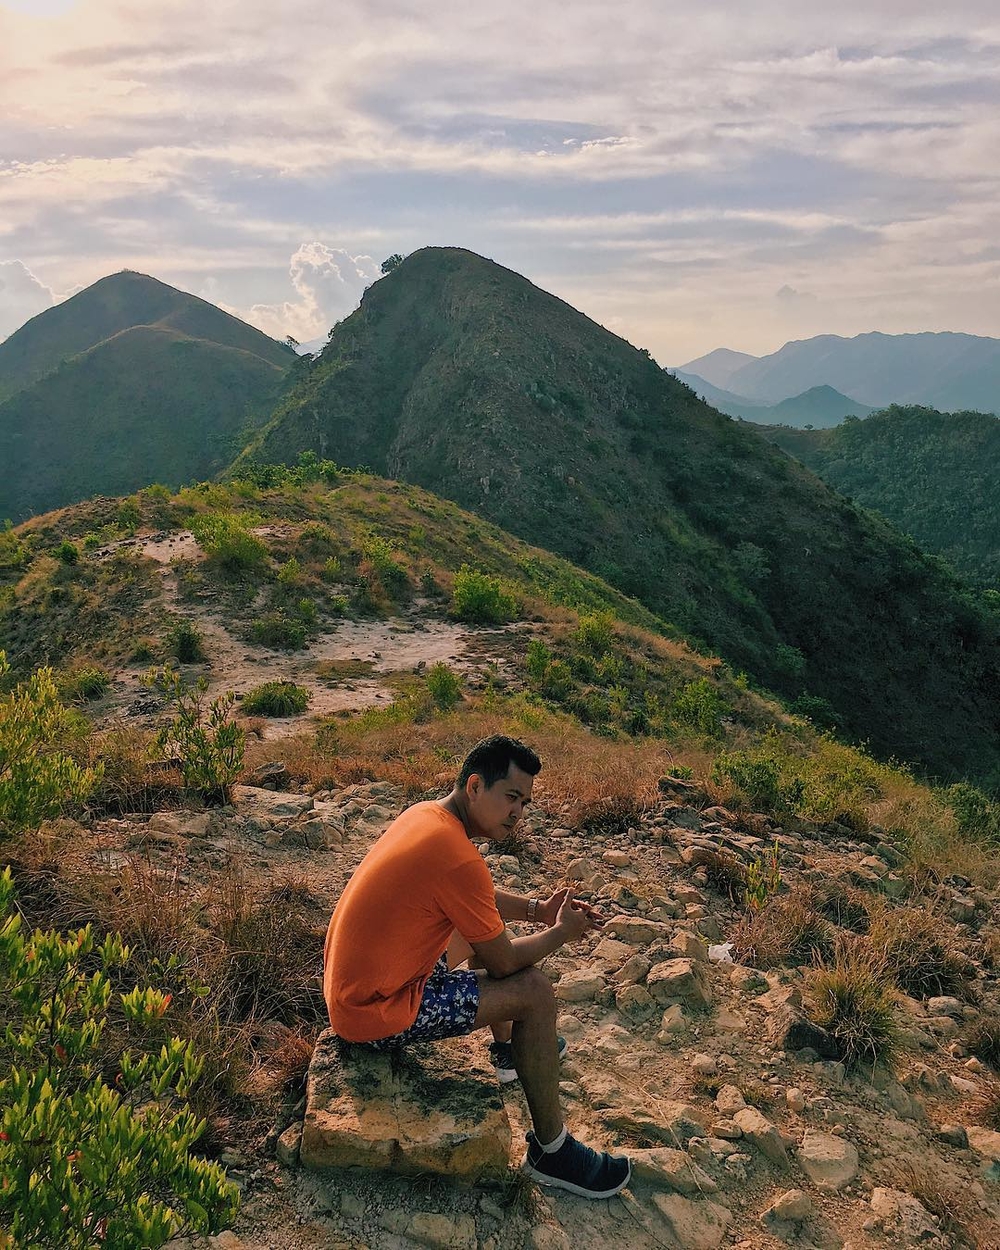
[495,887,606,929]
[470,894,595,979]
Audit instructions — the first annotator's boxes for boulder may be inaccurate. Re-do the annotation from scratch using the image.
[554,970,603,1002]
[869,1188,938,1244]
[796,1129,859,1192]
[300,1032,510,1182]
[764,1006,839,1058]
[232,785,315,819]
[733,1107,787,1167]
[967,1126,1000,1183]
[647,959,713,1008]
[651,1194,732,1249]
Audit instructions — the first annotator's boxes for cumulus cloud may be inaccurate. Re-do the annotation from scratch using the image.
[241,243,381,342]
[0,261,55,341]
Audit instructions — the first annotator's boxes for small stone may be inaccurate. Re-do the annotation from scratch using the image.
[658,1004,688,1039]
[796,1129,859,1192]
[710,1120,743,1141]
[785,1087,806,1114]
[937,1124,968,1148]
[566,858,590,880]
[733,1107,787,1167]
[603,850,632,868]
[715,1085,747,1116]
[691,1053,718,1077]
[766,1189,813,1222]
[211,1234,245,1250]
[554,970,604,1002]
[615,983,656,1020]
[275,1122,302,1167]
[527,1227,570,1250]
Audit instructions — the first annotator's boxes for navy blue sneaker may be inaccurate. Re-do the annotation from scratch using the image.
[489,1036,567,1084]
[522,1130,631,1198]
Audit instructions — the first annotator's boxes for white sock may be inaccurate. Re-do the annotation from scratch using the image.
[538,1125,567,1153]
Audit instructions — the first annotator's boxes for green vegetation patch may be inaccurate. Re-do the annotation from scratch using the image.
[242,681,310,717]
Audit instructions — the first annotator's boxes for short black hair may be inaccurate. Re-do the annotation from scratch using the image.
[457,735,541,789]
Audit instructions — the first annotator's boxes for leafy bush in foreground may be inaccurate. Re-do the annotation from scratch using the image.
[242,681,310,717]
[0,652,100,838]
[0,868,239,1249]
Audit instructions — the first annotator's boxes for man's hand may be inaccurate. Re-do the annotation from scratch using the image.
[538,889,606,930]
[554,892,599,943]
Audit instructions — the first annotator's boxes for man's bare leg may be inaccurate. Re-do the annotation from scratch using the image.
[472,967,562,1143]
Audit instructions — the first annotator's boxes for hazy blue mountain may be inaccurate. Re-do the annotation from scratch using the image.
[673,371,872,428]
[676,346,757,389]
[689,331,1000,412]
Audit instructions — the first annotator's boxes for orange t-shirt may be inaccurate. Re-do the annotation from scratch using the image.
[323,801,505,1042]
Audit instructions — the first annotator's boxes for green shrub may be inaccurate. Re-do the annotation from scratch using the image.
[277,557,302,586]
[82,533,101,552]
[945,781,1000,842]
[452,565,517,624]
[361,534,408,590]
[54,540,79,565]
[744,840,783,912]
[0,652,100,837]
[426,663,462,710]
[242,681,310,717]
[322,557,342,582]
[789,693,843,731]
[190,512,267,574]
[167,619,206,665]
[673,677,724,736]
[116,496,141,530]
[147,669,245,806]
[525,639,551,684]
[249,613,307,650]
[573,612,615,656]
[712,746,805,814]
[0,868,239,1248]
[59,666,111,703]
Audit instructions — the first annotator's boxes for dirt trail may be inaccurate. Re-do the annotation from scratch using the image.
[99,531,516,738]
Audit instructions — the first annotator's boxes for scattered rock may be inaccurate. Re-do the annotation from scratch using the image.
[630,1147,718,1193]
[733,1107,787,1167]
[554,970,604,1002]
[796,1129,859,1192]
[651,1194,733,1249]
[405,1211,478,1249]
[647,958,713,1008]
[763,1188,813,1224]
[275,1122,302,1167]
[869,1188,938,1244]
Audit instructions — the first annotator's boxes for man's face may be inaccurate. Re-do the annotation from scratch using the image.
[466,763,534,839]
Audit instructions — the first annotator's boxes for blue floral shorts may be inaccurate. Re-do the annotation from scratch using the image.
[366,956,480,1050]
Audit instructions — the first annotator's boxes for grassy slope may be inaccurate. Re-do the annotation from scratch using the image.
[239,248,1000,785]
[0,271,292,404]
[0,326,288,524]
[762,406,1000,588]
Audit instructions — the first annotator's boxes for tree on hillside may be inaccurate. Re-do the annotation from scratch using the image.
[380,254,405,275]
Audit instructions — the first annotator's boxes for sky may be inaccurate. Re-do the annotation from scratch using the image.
[3,1,1000,364]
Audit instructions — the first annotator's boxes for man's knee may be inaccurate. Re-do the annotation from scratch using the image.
[519,966,556,1016]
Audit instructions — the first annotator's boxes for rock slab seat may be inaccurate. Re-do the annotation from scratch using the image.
[300,1030,511,1183]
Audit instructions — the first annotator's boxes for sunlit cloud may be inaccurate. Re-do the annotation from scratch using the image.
[1,1,999,357]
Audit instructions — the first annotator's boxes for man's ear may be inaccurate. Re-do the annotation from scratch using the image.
[465,772,482,801]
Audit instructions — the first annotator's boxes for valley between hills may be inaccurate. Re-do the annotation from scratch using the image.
[4,250,1000,1248]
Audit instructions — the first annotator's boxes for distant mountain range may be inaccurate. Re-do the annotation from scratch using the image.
[0,273,294,522]
[671,373,873,429]
[676,330,1000,416]
[238,246,1000,782]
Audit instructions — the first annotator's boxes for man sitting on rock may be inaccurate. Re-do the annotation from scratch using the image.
[323,733,631,1199]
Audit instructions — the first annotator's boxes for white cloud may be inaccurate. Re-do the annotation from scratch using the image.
[0,260,54,340]
[240,243,380,342]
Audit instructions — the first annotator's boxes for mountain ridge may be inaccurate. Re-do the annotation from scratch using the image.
[237,245,1000,783]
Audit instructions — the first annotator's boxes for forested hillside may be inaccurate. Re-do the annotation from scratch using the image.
[763,406,1000,588]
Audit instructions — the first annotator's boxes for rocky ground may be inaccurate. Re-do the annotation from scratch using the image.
[68,767,1000,1249]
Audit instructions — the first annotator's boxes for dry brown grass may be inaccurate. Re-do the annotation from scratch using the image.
[878,1158,978,1249]
[730,887,834,969]
[865,898,971,999]
[807,939,899,1070]
[694,848,748,903]
[807,878,872,933]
